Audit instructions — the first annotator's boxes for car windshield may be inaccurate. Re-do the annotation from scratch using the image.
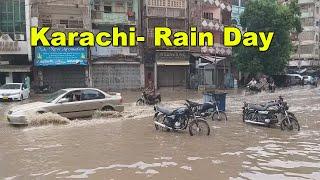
[0,84,21,90]
[44,90,67,103]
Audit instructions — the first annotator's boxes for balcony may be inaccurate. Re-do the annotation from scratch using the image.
[301,11,314,18]
[201,18,224,31]
[41,0,89,7]
[91,46,138,57]
[201,44,232,56]
[146,7,187,18]
[298,0,315,4]
[92,12,136,25]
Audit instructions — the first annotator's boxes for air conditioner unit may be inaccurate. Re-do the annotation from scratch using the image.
[14,34,25,41]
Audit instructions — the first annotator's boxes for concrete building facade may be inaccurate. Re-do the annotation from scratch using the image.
[231,0,245,28]
[290,0,320,70]
[29,0,92,91]
[90,0,143,90]
[189,0,233,89]
[142,0,190,89]
[0,0,32,85]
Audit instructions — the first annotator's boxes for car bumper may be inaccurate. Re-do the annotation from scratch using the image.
[7,114,28,125]
[114,105,124,112]
[0,94,21,101]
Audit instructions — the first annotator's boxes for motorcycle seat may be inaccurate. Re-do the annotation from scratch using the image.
[250,105,268,111]
[155,106,174,115]
[186,100,202,107]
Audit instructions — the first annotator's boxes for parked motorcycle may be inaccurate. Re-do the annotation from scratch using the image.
[153,104,210,136]
[136,91,161,105]
[242,96,300,131]
[186,100,227,122]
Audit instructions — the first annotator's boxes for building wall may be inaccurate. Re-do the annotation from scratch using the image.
[30,0,91,90]
[290,0,320,67]
[90,0,143,90]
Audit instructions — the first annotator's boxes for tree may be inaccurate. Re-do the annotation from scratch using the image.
[233,0,302,76]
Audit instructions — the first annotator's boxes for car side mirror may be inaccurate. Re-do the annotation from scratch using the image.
[58,98,69,104]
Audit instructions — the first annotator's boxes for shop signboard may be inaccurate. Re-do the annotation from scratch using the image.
[35,46,88,66]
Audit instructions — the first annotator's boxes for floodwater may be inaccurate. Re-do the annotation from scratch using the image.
[1,86,320,179]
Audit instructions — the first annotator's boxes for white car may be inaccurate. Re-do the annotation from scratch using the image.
[7,88,124,125]
[0,83,30,101]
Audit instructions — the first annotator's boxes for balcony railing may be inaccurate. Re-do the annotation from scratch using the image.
[146,7,187,18]
[298,0,315,4]
[91,46,138,57]
[301,11,314,18]
[201,44,232,56]
[92,12,136,25]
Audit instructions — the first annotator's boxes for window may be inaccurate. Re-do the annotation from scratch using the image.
[317,7,319,14]
[0,0,26,35]
[81,90,105,101]
[104,6,112,13]
[203,12,214,20]
[114,1,125,13]
[63,91,82,102]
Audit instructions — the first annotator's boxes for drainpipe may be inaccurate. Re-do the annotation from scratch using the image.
[25,0,32,62]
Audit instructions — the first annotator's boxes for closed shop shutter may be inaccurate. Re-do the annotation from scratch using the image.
[42,66,86,91]
[92,64,141,90]
[158,66,187,87]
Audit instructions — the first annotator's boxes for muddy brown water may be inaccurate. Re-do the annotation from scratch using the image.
[1,87,320,179]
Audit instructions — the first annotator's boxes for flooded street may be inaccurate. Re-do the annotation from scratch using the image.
[1,87,320,179]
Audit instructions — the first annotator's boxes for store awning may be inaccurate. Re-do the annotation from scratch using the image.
[200,56,226,64]
[157,60,190,66]
[0,65,32,73]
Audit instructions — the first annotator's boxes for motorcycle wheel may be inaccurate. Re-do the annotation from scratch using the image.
[243,112,255,122]
[136,99,144,106]
[212,111,227,122]
[280,117,300,131]
[189,119,210,136]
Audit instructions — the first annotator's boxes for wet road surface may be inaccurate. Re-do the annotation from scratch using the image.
[1,86,320,179]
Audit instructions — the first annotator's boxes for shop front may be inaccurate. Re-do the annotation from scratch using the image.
[155,51,190,88]
[34,46,89,91]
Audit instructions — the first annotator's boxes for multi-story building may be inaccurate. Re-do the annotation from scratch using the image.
[189,0,233,89]
[0,0,32,85]
[90,0,143,90]
[289,0,320,69]
[231,0,245,28]
[142,0,189,89]
[30,0,91,91]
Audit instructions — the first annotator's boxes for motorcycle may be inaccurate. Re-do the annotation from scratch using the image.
[136,91,161,105]
[186,100,227,122]
[153,104,210,136]
[242,96,300,131]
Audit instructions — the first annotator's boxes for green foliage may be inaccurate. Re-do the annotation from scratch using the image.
[233,0,302,76]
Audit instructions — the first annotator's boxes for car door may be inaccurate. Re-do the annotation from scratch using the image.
[79,89,106,117]
[50,90,85,119]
